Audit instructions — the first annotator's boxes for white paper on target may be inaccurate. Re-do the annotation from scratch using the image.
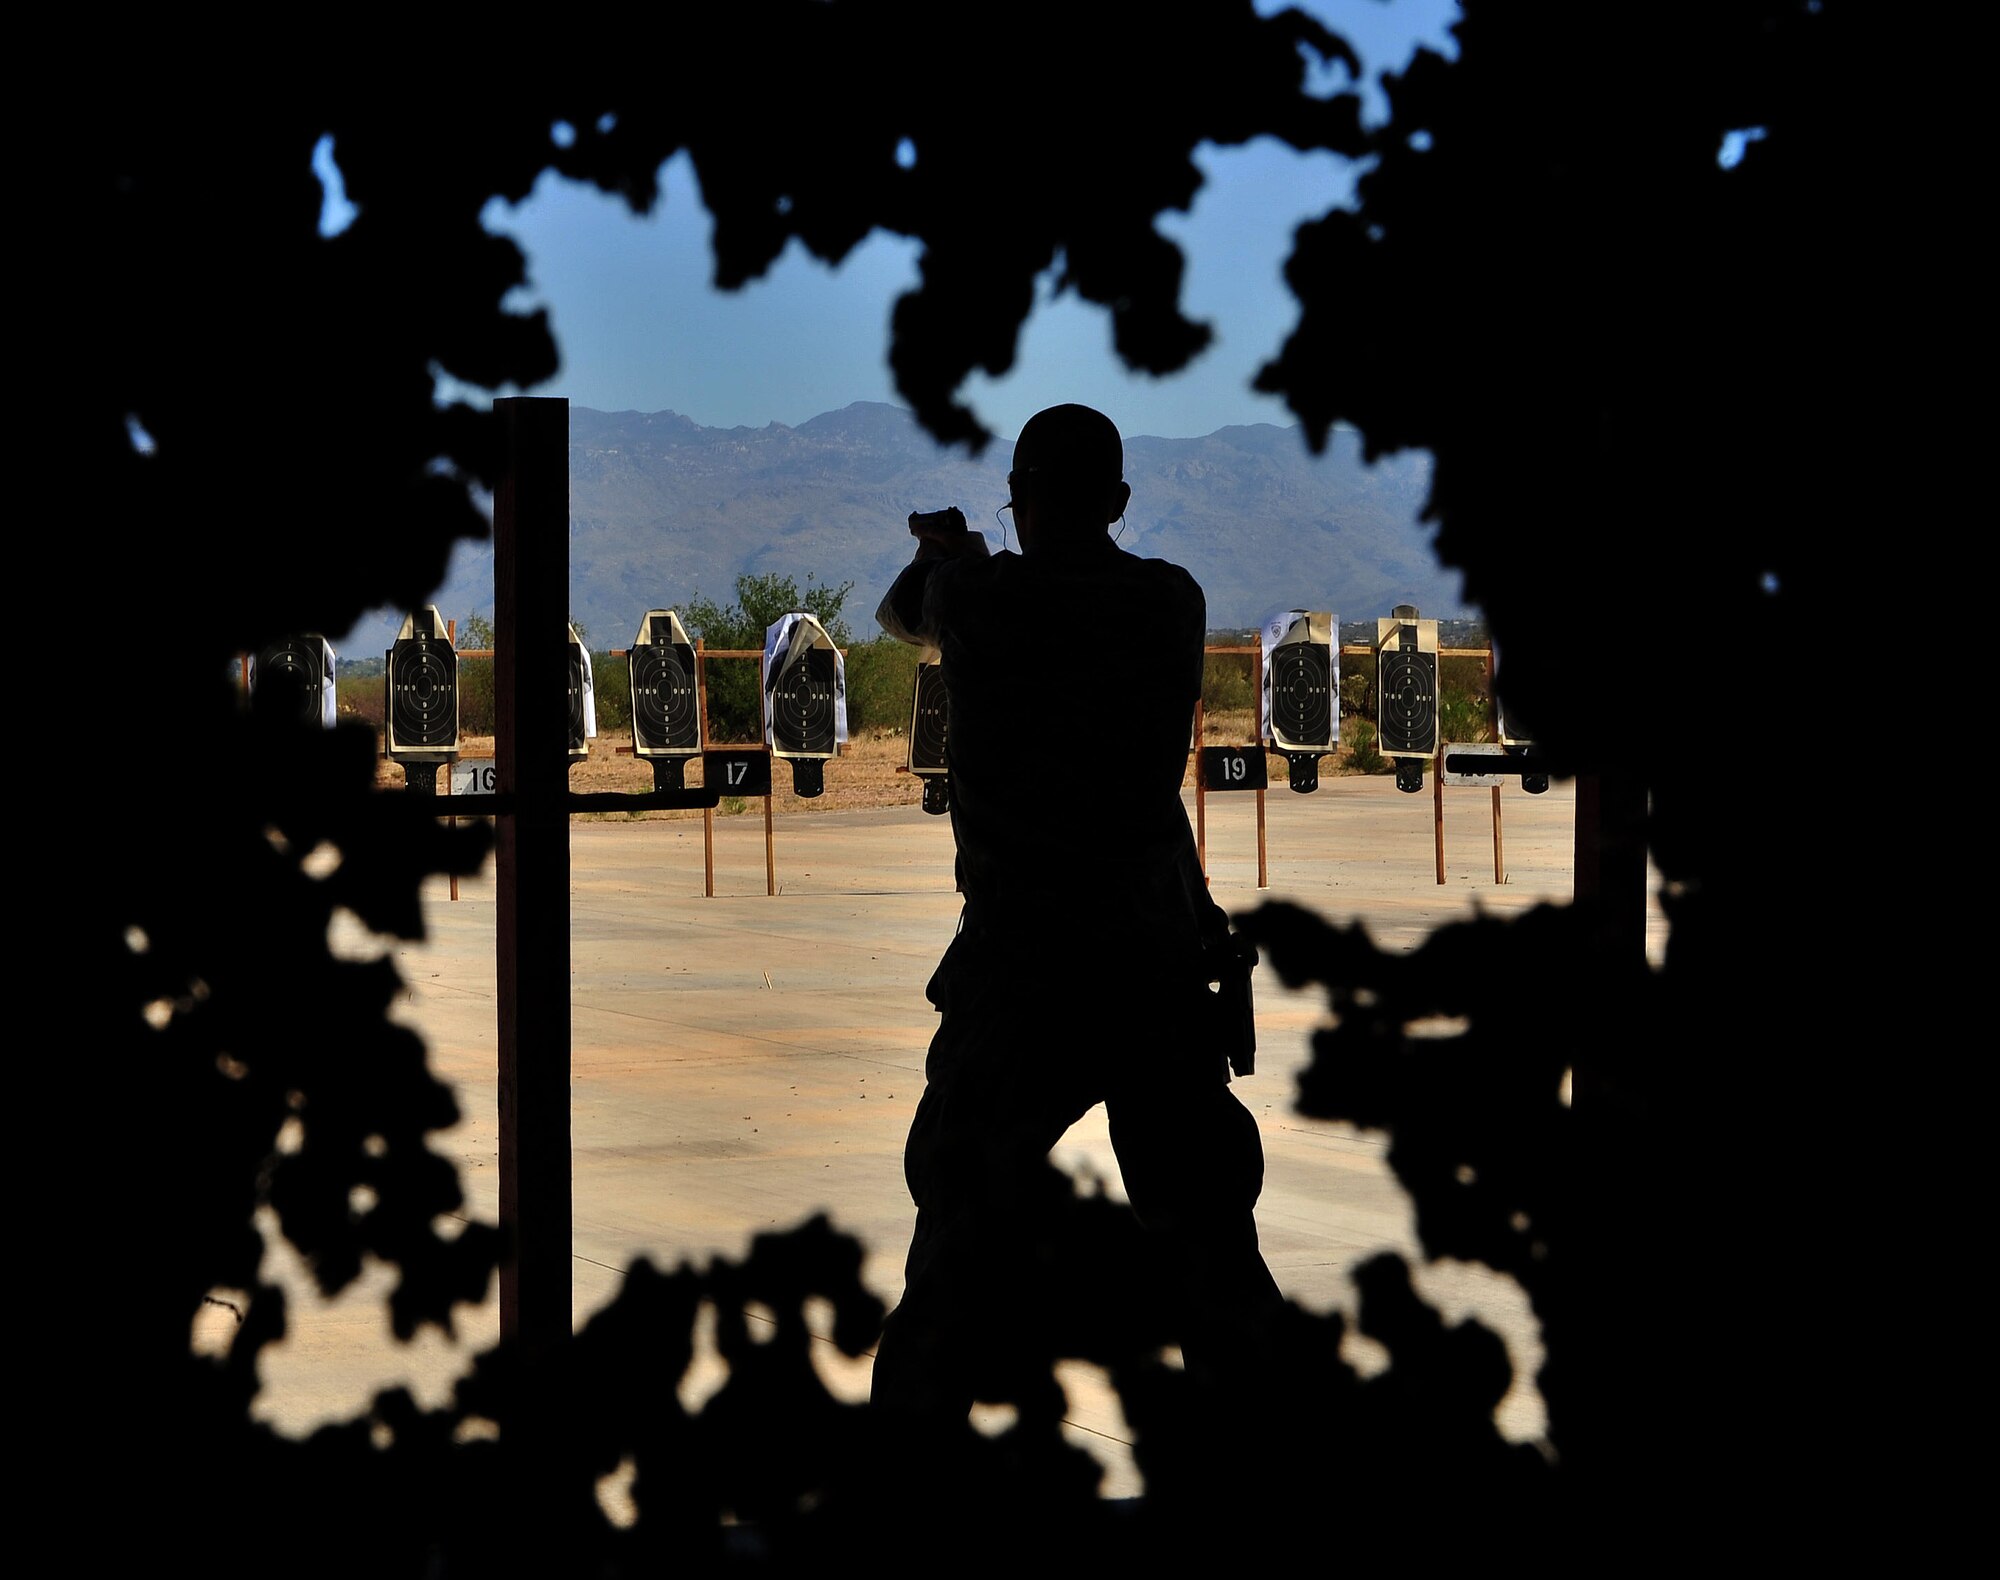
[246,636,338,727]
[1258,608,1336,747]
[762,611,848,750]
[319,640,337,728]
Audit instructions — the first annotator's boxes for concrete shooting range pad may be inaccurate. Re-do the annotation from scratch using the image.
[225,773,1653,1502]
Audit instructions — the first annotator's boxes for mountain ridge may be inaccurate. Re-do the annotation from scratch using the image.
[337,402,1468,656]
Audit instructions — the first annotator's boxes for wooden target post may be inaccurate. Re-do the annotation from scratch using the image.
[443,622,505,902]
[686,644,778,896]
[1430,646,1533,885]
[1193,643,1269,889]
[689,640,845,898]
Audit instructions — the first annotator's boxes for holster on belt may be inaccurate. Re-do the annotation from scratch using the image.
[1202,931,1259,1078]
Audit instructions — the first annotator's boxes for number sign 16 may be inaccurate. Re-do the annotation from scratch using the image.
[449,760,497,796]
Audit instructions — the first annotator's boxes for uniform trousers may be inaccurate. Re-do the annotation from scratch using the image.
[869,920,1285,1424]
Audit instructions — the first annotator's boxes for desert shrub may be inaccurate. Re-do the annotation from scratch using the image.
[1202,652,1256,715]
[336,672,385,730]
[455,656,495,736]
[684,572,855,744]
[1341,652,1375,719]
[844,636,922,734]
[1438,654,1491,744]
[1345,719,1391,775]
[591,653,630,734]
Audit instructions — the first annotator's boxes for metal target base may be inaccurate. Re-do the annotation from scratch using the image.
[1281,751,1324,794]
[1395,758,1427,794]
[401,762,443,795]
[788,759,827,798]
[921,777,950,815]
[649,757,689,792]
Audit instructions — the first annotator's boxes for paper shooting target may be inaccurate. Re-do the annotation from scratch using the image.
[385,607,457,761]
[1373,608,1439,760]
[628,610,702,757]
[907,659,949,776]
[1270,640,1333,748]
[1273,643,1331,745]
[1258,609,1337,751]
[252,635,335,728]
[772,647,836,755]
[763,612,845,761]
[1378,648,1438,755]
[567,633,591,758]
[1257,608,1336,793]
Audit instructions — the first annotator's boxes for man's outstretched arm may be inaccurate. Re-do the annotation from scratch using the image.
[876,507,989,646]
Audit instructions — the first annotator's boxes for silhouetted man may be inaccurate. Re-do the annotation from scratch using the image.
[870,402,1283,1426]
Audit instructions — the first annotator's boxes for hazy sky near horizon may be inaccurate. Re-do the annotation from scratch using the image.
[418,0,1462,444]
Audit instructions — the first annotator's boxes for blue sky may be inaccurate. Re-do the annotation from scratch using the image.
[414,1,1462,442]
[329,3,1464,651]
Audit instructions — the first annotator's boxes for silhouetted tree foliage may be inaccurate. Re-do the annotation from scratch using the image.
[56,1,1904,1571]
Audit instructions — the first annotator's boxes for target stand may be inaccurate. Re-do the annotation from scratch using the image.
[1376,606,1439,795]
[385,606,458,794]
[1434,740,1552,884]
[566,627,596,762]
[765,612,842,801]
[627,610,704,792]
[906,656,950,815]
[1261,609,1338,795]
[1193,663,1271,890]
[670,632,850,898]
[250,634,336,730]
[1492,662,1549,796]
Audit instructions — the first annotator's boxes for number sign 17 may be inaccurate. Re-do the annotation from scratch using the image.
[702,750,771,797]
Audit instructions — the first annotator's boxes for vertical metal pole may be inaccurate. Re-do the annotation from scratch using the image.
[447,620,460,904]
[1433,748,1446,885]
[698,639,715,898]
[1253,642,1267,889]
[760,656,775,896]
[1194,694,1207,879]
[492,396,572,1355]
[1485,644,1500,885]
[764,781,776,895]
[1575,770,1649,968]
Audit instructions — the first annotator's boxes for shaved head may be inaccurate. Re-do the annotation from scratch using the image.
[1012,403,1124,488]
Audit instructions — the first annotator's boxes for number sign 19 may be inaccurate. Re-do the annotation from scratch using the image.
[1200,747,1269,792]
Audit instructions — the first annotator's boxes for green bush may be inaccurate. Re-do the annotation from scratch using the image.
[336,673,385,730]
[1438,654,1491,744]
[1341,652,1375,722]
[683,572,855,744]
[1345,719,1391,775]
[844,637,922,734]
[1202,652,1256,715]
[591,653,630,734]
[456,656,495,736]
